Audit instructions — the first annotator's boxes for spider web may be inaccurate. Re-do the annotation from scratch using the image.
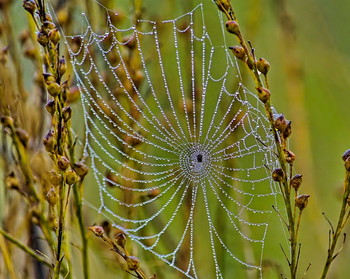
[65,1,279,278]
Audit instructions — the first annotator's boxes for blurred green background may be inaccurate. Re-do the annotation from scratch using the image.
[2,0,350,278]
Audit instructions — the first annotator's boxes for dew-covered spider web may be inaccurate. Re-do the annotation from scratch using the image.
[65,1,280,278]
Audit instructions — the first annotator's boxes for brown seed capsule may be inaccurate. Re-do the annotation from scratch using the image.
[88,225,104,237]
[59,56,66,76]
[295,194,310,211]
[43,73,55,85]
[115,232,127,249]
[290,174,303,191]
[47,82,61,97]
[122,35,136,49]
[283,121,292,139]
[58,156,70,170]
[49,170,62,186]
[65,169,77,185]
[62,106,72,122]
[15,128,29,147]
[23,0,36,15]
[256,57,270,75]
[256,87,271,103]
[48,28,60,45]
[229,46,246,60]
[225,20,240,36]
[274,114,288,132]
[127,256,140,271]
[272,168,284,182]
[73,162,89,178]
[46,187,58,206]
[344,158,350,172]
[46,100,56,115]
[6,172,19,189]
[147,188,161,198]
[284,149,296,164]
[1,116,14,128]
[43,21,56,31]
[43,130,56,152]
[37,31,49,46]
[342,149,350,162]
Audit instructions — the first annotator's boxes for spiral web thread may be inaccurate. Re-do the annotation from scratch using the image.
[66,2,279,278]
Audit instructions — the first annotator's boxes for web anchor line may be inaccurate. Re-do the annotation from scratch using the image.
[66,2,280,278]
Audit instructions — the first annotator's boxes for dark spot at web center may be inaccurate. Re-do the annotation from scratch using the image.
[197,154,203,162]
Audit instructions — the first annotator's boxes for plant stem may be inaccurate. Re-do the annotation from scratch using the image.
[320,169,350,278]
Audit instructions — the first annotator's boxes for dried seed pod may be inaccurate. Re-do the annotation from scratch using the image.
[37,31,49,46]
[43,73,55,85]
[42,21,56,31]
[6,172,19,189]
[46,187,58,206]
[127,256,140,271]
[49,170,62,186]
[59,56,66,76]
[23,0,36,15]
[73,162,89,178]
[284,149,296,164]
[290,174,303,191]
[256,87,271,103]
[272,168,284,182]
[115,232,127,249]
[46,100,56,115]
[257,57,270,75]
[225,20,240,36]
[65,169,77,185]
[295,194,310,211]
[229,46,246,60]
[122,35,136,49]
[283,121,292,139]
[15,128,29,147]
[1,116,14,128]
[62,106,72,122]
[274,114,288,132]
[47,82,61,97]
[66,86,80,103]
[342,149,350,162]
[58,156,70,170]
[88,226,104,237]
[344,158,350,171]
[147,188,160,198]
[43,130,56,152]
[48,28,60,45]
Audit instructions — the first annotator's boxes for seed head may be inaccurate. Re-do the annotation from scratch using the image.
[46,100,56,115]
[43,130,56,152]
[274,114,288,132]
[295,194,310,211]
[290,174,303,191]
[284,149,296,164]
[15,128,29,147]
[342,149,350,162]
[256,87,271,103]
[62,106,72,122]
[229,46,246,60]
[115,232,127,249]
[225,20,240,36]
[47,82,61,97]
[256,58,270,75]
[65,169,77,185]
[23,0,36,15]
[1,116,14,128]
[88,225,104,237]
[283,121,292,139]
[49,170,62,186]
[272,168,284,182]
[6,172,19,189]
[42,21,56,31]
[73,162,89,178]
[59,56,66,76]
[48,28,60,45]
[37,31,49,46]
[46,187,58,206]
[344,158,350,171]
[58,156,70,171]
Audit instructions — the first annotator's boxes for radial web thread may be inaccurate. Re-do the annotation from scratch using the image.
[66,2,280,278]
